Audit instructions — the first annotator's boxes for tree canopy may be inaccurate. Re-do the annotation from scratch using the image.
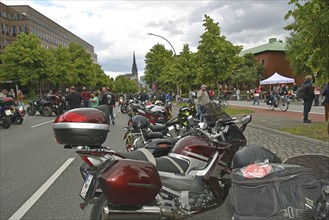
[0,33,113,94]
[284,0,329,82]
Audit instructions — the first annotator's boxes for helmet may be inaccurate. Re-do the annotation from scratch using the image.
[178,106,192,126]
[132,115,149,130]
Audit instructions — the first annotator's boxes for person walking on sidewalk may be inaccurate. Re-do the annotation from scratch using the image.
[302,75,315,123]
[197,84,209,122]
[322,81,329,122]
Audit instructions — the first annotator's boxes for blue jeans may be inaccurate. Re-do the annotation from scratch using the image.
[83,100,90,108]
[303,100,312,121]
[198,104,205,122]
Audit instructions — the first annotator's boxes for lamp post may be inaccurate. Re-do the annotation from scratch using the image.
[147,33,179,102]
[147,33,177,56]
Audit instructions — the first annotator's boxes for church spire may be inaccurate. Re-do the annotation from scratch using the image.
[132,51,138,75]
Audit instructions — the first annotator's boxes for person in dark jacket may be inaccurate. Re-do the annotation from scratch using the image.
[322,81,329,123]
[100,87,116,125]
[302,75,315,123]
[66,86,82,110]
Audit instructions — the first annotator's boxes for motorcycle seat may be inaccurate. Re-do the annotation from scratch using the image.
[143,132,164,140]
[148,124,167,132]
[231,145,282,169]
[120,148,189,174]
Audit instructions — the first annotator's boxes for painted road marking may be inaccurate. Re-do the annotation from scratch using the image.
[8,158,75,220]
[31,120,54,128]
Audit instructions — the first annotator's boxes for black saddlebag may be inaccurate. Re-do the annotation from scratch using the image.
[229,163,328,220]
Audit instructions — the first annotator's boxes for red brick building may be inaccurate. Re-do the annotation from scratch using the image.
[240,38,304,86]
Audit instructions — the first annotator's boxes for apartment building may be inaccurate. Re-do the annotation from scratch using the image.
[0,2,97,62]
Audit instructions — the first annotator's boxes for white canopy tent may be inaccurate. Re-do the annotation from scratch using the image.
[260,72,295,85]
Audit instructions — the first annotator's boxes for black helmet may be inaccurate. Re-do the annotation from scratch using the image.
[132,115,149,130]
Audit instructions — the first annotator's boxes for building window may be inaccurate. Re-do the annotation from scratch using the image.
[260,58,265,65]
[12,25,16,37]
[24,25,28,33]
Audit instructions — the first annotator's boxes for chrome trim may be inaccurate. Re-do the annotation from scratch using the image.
[52,122,109,130]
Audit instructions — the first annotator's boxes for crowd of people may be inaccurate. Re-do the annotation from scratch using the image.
[1,79,328,125]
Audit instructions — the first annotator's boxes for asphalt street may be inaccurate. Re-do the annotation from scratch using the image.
[0,101,328,220]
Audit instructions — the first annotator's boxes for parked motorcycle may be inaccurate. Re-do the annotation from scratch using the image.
[9,105,26,124]
[127,100,172,125]
[27,95,64,116]
[52,105,255,220]
[0,97,14,129]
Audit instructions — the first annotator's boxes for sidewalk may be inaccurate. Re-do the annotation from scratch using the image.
[229,100,328,145]
[175,99,328,144]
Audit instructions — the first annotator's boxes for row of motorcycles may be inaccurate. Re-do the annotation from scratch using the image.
[0,97,26,129]
[52,99,258,219]
[52,98,328,219]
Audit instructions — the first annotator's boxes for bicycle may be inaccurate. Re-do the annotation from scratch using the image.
[264,92,289,112]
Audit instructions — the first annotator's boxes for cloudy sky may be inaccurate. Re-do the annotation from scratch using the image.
[3,0,295,78]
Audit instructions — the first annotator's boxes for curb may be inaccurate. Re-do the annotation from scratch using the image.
[249,123,329,146]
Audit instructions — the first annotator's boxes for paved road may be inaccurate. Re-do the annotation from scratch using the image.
[0,103,328,220]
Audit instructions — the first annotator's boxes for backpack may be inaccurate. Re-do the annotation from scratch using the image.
[296,85,306,99]
[229,163,328,220]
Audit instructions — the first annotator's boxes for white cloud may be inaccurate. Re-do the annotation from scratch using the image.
[3,0,295,78]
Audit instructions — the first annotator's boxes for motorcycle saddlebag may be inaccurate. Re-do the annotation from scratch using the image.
[98,159,161,206]
[52,108,109,146]
[0,97,15,106]
[229,163,326,219]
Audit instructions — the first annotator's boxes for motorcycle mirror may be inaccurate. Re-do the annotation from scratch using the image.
[240,115,252,125]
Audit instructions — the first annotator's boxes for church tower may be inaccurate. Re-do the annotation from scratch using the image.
[132,52,138,76]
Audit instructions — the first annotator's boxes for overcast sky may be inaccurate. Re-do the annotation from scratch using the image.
[3,0,295,78]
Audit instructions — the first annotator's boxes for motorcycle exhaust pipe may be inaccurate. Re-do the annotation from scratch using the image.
[102,205,178,220]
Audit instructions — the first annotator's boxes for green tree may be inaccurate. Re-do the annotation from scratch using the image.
[0,33,50,85]
[144,44,174,89]
[175,44,200,92]
[114,75,138,93]
[197,15,242,90]
[284,0,329,82]
[231,53,264,87]
[48,45,75,86]
[68,43,96,87]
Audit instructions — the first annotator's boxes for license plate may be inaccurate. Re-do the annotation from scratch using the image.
[80,174,93,199]
[5,110,12,116]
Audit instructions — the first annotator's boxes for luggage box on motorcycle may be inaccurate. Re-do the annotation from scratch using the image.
[98,159,161,206]
[0,97,15,106]
[52,108,109,146]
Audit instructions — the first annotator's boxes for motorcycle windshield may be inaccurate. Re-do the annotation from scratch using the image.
[204,102,230,124]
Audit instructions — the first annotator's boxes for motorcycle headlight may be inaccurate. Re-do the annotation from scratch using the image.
[18,106,24,111]
[34,102,37,105]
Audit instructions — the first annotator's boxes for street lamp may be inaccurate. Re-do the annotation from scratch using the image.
[147,33,177,56]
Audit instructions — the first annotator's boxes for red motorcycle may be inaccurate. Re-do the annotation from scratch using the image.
[127,101,171,125]
[52,107,253,220]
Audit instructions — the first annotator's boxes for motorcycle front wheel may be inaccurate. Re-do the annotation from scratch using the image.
[26,106,36,116]
[267,103,275,111]
[42,106,53,117]
[121,104,128,114]
[12,115,24,124]
[0,115,12,129]
[279,99,289,112]
[90,194,108,220]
